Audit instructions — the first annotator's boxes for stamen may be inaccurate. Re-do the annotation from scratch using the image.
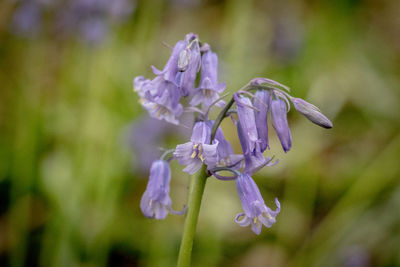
[190,150,197,159]
[262,212,273,220]
[253,217,260,227]
[199,154,205,162]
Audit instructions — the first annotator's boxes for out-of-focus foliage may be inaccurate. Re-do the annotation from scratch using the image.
[0,0,399,266]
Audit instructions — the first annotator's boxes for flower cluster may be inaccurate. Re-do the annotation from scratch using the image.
[133,33,332,234]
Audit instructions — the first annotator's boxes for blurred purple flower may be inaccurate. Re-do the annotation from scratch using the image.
[140,160,184,219]
[190,49,226,108]
[56,0,135,44]
[10,0,43,37]
[235,173,280,235]
[174,121,218,174]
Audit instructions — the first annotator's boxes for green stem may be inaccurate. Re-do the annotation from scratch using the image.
[177,165,209,267]
[176,82,252,266]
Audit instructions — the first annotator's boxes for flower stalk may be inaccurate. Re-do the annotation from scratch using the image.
[177,164,208,267]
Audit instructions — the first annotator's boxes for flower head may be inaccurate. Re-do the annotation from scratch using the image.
[253,90,271,152]
[235,173,280,235]
[140,160,184,219]
[190,50,226,108]
[174,121,218,174]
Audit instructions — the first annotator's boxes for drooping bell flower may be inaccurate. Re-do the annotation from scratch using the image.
[176,33,201,97]
[140,160,184,219]
[190,50,226,108]
[151,40,187,85]
[140,77,183,125]
[235,173,280,235]
[234,94,259,154]
[236,121,277,174]
[253,90,271,152]
[214,126,243,169]
[174,121,218,174]
[292,98,333,129]
[271,97,292,152]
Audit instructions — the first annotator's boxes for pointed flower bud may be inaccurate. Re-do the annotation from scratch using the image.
[140,160,184,219]
[235,173,280,235]
[253,90,271,152]
[234,94,259,154]
[292,98,333,129]
[271,98,292,152]
[174,121,218,174]
[190,50,226,108]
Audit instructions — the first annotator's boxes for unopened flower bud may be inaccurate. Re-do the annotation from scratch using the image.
[292,98,333,129]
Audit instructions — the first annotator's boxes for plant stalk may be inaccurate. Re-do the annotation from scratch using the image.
[177,165,208,267]
[177,83,251,266]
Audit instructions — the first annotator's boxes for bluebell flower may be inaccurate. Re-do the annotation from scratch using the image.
[140,160,184,219]
[253,90,271,152]
[234,94,259,154]
[292,98,333,129]
[214,126,243,169]
[271,97,292,152]
[174,121,218,174]
[139,78,183,125]
[190,50,226,108]
[236,121,277,174]
[176,33,201,97]
[235,173,280,235]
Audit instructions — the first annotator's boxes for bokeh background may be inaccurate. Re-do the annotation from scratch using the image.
[1,0,400,266]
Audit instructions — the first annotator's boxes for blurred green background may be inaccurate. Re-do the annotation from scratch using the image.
[1,0,400,266]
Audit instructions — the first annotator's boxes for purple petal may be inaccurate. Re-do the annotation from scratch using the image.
[190,121,211,144]
[174,142,195,165]
[234,94,259,153]
[182,160,203,174]
[271,98,292,152]
[253,90,271,152]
